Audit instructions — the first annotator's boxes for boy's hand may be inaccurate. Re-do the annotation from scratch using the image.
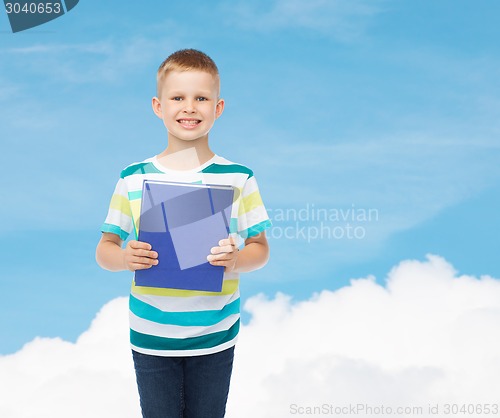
[123,240,159,271]
[207,237,238,273]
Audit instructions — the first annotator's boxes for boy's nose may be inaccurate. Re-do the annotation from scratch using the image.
[183,100,196,113]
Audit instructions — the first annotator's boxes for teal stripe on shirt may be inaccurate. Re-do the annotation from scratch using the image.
[131,319,240,351]
[128,190,142,201]
[121,162,163,179]
[230,217,238,234]
[101,223,129,240]
[201,163,254,178]
[130,295,240,327]
[243,219,273,238]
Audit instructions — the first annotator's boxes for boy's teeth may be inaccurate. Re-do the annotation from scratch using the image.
[179,119,199,125]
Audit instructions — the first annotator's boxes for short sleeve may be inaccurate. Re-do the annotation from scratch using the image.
[237,175,272,242]
[101,177,133,241]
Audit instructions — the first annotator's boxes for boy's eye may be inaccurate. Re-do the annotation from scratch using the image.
[171,97,207,101]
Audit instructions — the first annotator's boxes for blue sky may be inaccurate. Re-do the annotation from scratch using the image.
[1,0,499,354]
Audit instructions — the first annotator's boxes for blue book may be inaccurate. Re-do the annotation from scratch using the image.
[134,180,235,292]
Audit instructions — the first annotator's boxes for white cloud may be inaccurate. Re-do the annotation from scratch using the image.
[4,42,114,55]
[255,133,500,250]
[2,255,499,417]
[242,131,500,280]
[0,78,21,102]
[0,298,140,418]
[221,0,383,41]
[229,255,500,417]
[1,35,177,85]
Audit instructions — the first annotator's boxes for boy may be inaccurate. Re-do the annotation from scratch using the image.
[95,49,272,418]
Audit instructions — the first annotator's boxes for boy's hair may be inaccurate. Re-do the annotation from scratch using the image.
[156,49,220,98]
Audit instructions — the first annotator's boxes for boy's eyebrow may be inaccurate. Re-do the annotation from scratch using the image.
[166,89,214,96]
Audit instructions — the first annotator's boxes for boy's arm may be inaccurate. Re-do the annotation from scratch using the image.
[96,232,158,272]
[207,232,270,274]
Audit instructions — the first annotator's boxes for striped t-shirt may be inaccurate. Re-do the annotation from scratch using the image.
[101,154,272,357]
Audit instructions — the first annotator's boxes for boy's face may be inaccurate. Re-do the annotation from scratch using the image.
[152,70,224,144]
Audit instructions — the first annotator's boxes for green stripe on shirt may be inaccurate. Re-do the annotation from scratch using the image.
[130,295,240,326]
[131,319,240,351]
[201,163,253,178]
[101,223,129,240]
[128,190,142,201]
[121,162,163,179]
[244,219,273,238]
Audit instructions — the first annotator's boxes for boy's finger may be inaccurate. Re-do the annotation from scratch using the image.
[131,262,155,270]
[221,244,235,253]
[218,238,235,247]
[208,257,233,267]
[130,240,152,250]
[131,256,158,265]
[210,244,234,255]
[207,255,221,263]
[207,252,234,262]
[135,249,158,258]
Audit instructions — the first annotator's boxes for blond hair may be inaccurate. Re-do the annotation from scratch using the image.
[156,49,220,98]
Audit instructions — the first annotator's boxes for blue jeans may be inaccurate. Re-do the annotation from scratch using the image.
[132,346,235,418]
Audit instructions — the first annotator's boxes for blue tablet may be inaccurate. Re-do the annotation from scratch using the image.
[135,180,235,292]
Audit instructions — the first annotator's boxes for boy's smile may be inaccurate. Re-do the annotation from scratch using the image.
[177,118,202,129]
[152,70,224,144]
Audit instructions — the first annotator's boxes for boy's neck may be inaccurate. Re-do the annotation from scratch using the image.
[156,137,215,171]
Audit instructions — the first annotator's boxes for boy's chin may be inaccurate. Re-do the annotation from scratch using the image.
[168,133,208,143]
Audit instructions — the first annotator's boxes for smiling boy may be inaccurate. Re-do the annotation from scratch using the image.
[95,49,272,417]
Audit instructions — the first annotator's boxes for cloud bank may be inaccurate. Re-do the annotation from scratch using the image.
[1,255,499,418]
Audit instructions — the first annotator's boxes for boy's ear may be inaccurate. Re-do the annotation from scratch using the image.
[152,97,163,119]
[215,98,225,119]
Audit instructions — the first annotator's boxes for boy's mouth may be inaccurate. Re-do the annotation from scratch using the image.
[177,119,202,129]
